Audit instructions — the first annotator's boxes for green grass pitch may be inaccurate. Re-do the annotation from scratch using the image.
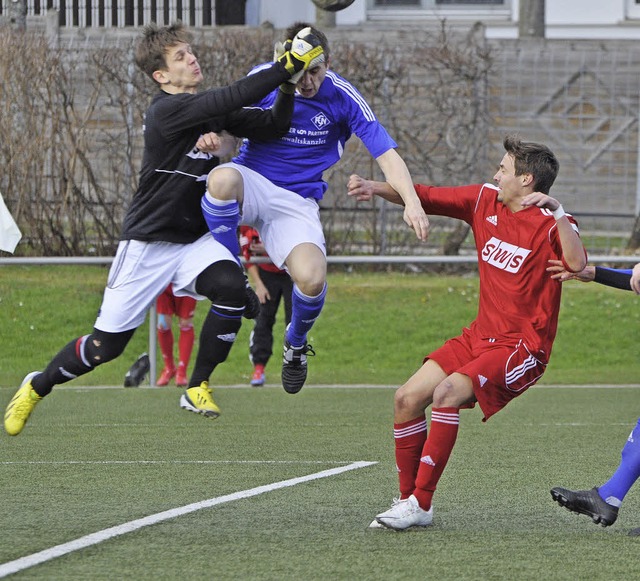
[1,385,638,579]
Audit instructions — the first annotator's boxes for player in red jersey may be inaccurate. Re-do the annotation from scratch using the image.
[348,135,587,530]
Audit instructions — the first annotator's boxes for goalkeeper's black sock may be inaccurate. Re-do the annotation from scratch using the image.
[32,336,94,396]
[189,306,242,386]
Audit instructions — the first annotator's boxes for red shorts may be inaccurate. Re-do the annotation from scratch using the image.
[156,285,196,319]
[427,326,547,421]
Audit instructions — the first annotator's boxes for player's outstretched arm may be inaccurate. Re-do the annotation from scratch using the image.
[547,259,595,283]
[548,259,640,293]
[347,174,403,205]
[375,149,430,241]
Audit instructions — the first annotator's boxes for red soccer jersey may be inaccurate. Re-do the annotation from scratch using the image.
[415,182,584,363]
[239,225,284,274]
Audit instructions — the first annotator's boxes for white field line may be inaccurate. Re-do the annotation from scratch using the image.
[0,460,364,466]
[0,460,376,579]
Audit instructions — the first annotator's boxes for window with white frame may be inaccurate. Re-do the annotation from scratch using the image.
[371,0,509,18]
[374,1,505,5]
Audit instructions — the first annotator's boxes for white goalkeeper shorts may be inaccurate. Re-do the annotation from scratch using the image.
[212,162,326,269]
[94,234,236,333]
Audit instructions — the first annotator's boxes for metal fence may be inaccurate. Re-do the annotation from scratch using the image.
[488,39,640,245]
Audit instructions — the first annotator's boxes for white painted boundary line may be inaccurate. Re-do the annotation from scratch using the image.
[0,461,376,579]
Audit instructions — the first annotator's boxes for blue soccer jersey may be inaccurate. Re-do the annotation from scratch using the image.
[234,67,397,200]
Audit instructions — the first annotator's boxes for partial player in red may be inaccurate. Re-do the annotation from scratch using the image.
[156,284,197,387]
[239,226,293,386]
[348,134,587,530]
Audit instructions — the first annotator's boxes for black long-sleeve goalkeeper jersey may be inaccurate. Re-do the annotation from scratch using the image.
[121,62,292,244]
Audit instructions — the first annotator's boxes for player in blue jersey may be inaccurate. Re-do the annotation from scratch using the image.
[201,22,430,394]
[547,260,640,534]
[3,22,324,435]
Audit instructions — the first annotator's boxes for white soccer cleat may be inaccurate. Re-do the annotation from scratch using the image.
[375,494,433,530]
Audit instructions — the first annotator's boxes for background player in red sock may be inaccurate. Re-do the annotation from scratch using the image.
[156,284,197,387]
[349,135,587,530]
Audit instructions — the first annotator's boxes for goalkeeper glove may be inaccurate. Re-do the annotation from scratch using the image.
[274,40,295,94]
[277,27,324,82]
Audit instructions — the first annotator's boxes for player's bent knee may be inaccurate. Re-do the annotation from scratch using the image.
[432,377,473,408]
[394,388,424,416]
[196,261,245,308]
[84,328,134,366]
[207,167,243,201]
[296,279,325,297]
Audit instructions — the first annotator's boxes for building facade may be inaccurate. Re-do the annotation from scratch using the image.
[4,1,640,39]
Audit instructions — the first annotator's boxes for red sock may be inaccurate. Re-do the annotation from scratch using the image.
[413,407,460,510]
[178,324,194,370]
[394,416,428,500]
[157,328,175,369]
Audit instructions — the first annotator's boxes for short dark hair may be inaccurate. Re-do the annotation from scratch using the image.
[503,134,559,194]
[135,21,194,82]
[284,21,330,61]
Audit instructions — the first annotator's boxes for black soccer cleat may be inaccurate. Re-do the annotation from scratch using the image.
[550,486,619,527]
[281,339,315,394]
[243,279,261,320]
[124,353,150,388]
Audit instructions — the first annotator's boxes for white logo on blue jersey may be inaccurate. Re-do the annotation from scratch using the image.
[312,112,331,130]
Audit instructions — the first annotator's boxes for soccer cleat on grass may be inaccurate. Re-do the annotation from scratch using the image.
[179,382,221,418]
[375,494,433,530]
[281,339,315,394]
[124,353,150,387]
[175,367,188,387]
[250,364,265,387]
[550,487,619,527]
[4,372,42,436]
[156,366,176,387]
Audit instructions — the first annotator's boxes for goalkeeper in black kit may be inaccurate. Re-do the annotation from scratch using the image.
[4,22,325,435]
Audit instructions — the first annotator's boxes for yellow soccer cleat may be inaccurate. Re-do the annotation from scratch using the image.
[4,372,42,436]
[179,382,221,419]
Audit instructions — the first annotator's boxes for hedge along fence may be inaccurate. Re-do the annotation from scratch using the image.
[0,23,491,257]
